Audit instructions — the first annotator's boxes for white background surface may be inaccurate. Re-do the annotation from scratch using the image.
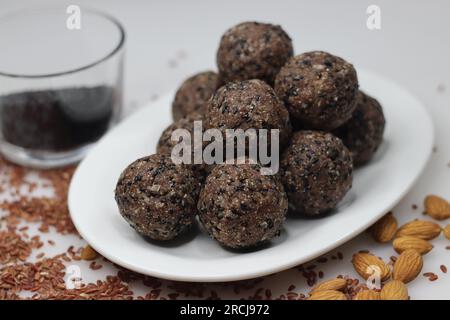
[0,0,449,299]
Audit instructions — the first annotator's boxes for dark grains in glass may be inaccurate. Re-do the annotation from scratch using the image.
[0,86,116,151]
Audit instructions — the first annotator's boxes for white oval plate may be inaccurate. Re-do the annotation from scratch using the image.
[68,69,433,282]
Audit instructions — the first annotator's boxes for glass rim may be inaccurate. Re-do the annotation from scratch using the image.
[0,7,126,79]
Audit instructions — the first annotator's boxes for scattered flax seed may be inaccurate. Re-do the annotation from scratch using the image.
[430,275,438,281]
[286,291,298,300]
[165,280,206,298]
[277,294,286,300]
[301,268,318,287]
[249,287,264,300]
[0,161,77,235]
[423,272,439,282]
[0,231,36,264]
[38,166,76,200]
[316,257,328,263]
[1,196,76,235]
[143,289,161,300]
[0,158,26,190]
[334,275,369,299]
[209,290,219,300]
[47,240,55,246]
[36,252,45,259]
[89,261,103,271]
[412,204,418,210]
[440,265,447,274]
[168,293,179,300]
[0,161,138,300]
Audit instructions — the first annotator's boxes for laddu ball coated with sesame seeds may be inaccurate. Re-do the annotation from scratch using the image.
[333,91,386,166]
[156,118,210,182]
[281,131,353,216]
[204,79,292,151]
[172,71,222,121]
[157,118,196,156]
[198,163,288,249]
[274,51,359,130]
[115,154,200,241]
[217,21,293,85]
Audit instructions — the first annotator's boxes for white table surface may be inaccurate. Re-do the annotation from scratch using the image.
[0,0,449,299]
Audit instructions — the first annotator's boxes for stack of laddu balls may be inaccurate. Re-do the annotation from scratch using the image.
[115,22,385,249]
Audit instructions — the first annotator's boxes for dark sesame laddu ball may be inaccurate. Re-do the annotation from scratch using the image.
[274,51,359,130]
[172,71,221,121]
[156,118,209,181]
[217,22,293,85]
[205,79,292,151]
[198,163,288,249]
[157,118,196,155]
[281,131,353,216]
[333,91,385,166]
[115,154,200,241]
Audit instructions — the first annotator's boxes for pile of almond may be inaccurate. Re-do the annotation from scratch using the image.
[306,194,450,300]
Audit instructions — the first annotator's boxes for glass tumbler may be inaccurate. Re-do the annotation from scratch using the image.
[0,7,125,168]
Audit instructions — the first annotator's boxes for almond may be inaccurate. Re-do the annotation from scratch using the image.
[307,290,347,300]
[396,220,441,240]
[352,252,391,281]
[424,195,450,220]
[370,213,398,243]
[393,236,433,255]
[81,245,98,261]
[392,249,423,283]
[444,224,450,239]
[353,289,380,300]
[310,278,347,293]
[380,280,409,300]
